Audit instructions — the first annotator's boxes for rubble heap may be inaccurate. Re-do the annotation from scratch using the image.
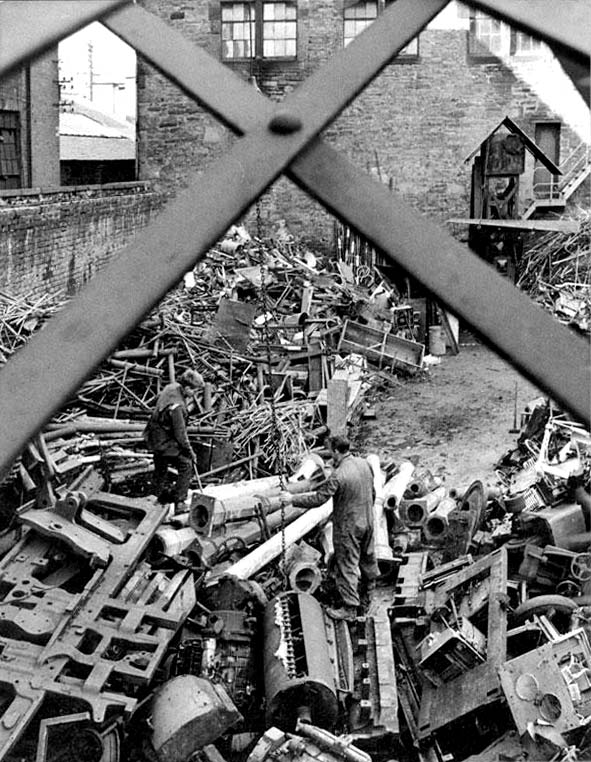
[0,228,588,762]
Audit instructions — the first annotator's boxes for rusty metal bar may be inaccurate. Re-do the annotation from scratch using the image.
[0,0,130,79]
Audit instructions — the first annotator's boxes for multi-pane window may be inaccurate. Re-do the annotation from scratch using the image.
[0,111,21,190]
[222,3,256,59]
[512,31,543,55]
[343,1,377,47]
[344,0,418,56]
[263,2,297,57]
[221,0,297,60]
[468,10,504,57]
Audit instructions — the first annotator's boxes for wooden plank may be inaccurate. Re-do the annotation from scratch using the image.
[439,309,459,355]
[327,378,349,436]
[307,342,324,392]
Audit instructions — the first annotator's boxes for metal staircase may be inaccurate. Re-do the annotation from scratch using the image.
[523,141,590,218]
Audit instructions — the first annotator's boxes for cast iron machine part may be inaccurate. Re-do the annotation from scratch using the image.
[263,591,338,731]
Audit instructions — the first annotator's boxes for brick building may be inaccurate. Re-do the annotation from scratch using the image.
[136,0,589,252]
[0,41,157,300]
[0,49,60,189]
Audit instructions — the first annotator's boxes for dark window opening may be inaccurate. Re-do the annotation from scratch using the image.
[0,111,22,190]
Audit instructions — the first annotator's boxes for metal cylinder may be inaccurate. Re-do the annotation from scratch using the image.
[263,592,338,731]
[288,561,323,594]
[423,497,457,541]
[399,486,446,527]
[151,675,242,762]
[151,527,198,558]
[383,461,415,513]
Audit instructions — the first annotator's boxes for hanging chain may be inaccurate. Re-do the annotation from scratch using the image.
[255,201,288,584]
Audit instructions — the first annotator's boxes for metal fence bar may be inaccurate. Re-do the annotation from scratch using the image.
[108,2,591,422]
[0,0,129,79]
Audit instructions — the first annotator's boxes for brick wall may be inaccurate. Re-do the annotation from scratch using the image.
[0,183,163,298]
[137,1,588,253]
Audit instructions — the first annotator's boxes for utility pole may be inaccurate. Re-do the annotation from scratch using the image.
[88,41,94,101]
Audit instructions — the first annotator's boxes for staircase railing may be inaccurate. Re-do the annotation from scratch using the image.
[532,140,590,201]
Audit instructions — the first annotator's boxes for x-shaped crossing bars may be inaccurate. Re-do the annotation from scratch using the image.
[0,0,588,481]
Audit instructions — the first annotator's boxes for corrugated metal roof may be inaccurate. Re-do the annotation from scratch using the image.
[60,135,135,161]
[60,112,127,139]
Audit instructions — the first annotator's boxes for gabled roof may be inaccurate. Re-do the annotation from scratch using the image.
[464,116,562,175]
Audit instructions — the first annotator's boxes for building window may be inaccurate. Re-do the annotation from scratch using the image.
[468,10,504,57]
[0,111,22,190]
[344,1,377,46]
[511,31,543,55]
[221,0,297,60]
[263,2,297,57]
[222,3,256,59]
[344,0,419,57]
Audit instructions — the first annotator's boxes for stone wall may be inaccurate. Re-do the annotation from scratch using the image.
[0,183,162,298]
[136,1,589,252]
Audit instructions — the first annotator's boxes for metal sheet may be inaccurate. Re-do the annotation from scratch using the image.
[448,218,580,233]
[0,0,130,78]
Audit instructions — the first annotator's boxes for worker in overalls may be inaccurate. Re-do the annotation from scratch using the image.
[144,369,204,514]
[283,435,379,620]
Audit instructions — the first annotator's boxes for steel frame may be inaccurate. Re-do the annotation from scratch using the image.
[0,0,589,481]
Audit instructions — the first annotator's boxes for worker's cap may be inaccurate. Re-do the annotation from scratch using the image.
[179,369,204,390]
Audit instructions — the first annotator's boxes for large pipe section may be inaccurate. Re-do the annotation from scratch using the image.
[198,505,307,567]
[399,486,445,527]
[383,461,415,514]
[423,497,457,541]
[366,454,393,566]
[222,500,333,581]
[192,455,327,534]
[263,592,338,730]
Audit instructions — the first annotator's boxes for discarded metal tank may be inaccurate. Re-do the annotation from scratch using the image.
[151,675,242,762]
[263,591,338,730]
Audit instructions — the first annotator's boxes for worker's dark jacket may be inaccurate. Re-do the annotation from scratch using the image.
[291,454,374,532]
[144,383,192,458]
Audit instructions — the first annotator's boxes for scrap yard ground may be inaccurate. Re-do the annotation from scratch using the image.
[359,338,542,494]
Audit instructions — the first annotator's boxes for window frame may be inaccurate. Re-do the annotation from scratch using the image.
[467,9,507,62]
[343,0,419,62]
[510,29,544,57]
[221,0,298,62]
[0,111,22,190]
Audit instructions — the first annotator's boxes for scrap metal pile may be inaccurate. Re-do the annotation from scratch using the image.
[0,229,589,762]
[517,211,590,337]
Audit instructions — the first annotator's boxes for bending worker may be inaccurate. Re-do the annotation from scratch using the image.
[144,369,204,514]
[282,435,379,620]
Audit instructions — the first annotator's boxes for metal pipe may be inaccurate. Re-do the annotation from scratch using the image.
[366,454,393,565]
[383,462,415,514]
[423,497,457,541]
[399,486,446,527]
[221,500,333,581]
